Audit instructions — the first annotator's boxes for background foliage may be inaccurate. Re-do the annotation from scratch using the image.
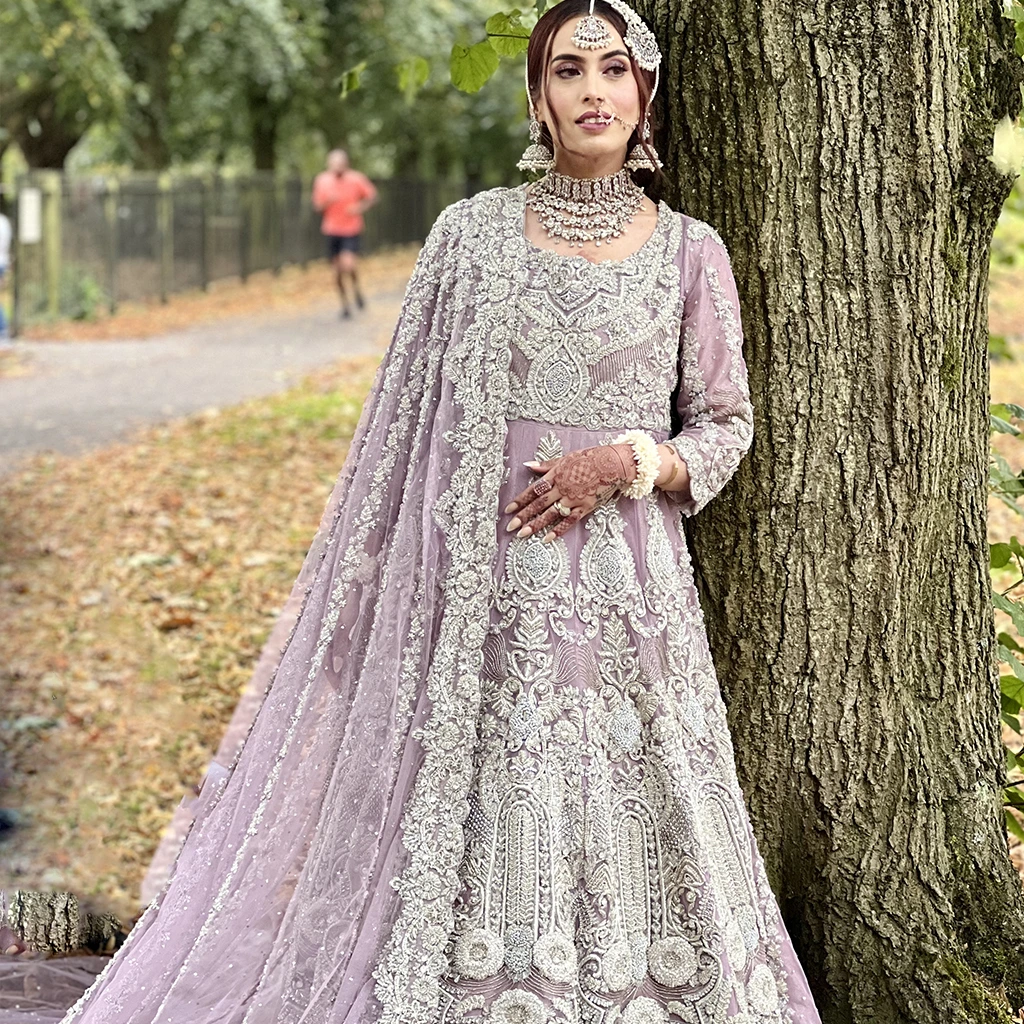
[0,0,533,183]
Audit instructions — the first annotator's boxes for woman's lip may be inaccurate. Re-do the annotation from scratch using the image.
[576,119,612,131]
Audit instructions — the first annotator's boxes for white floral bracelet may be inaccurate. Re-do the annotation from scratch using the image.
[611,430,660,499]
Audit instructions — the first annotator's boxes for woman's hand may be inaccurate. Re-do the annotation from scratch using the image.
[502,443,637,543]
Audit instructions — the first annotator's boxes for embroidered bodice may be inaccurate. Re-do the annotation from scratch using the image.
[508,197,684,433]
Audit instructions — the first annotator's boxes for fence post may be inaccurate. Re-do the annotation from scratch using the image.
[157,173,172,303]
[10,177,22,338]
[103,177,119,314]
[239,178,250,283]
[41,172,62,319]
[272,176,284,276]
[300,176,310,270]
[199,174,210,291]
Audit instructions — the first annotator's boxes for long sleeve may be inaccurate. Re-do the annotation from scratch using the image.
[662,223,755,517]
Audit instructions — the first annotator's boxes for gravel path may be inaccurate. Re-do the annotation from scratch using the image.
[0,289,405,476]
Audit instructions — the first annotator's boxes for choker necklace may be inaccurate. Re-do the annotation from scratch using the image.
[526,169,646,249]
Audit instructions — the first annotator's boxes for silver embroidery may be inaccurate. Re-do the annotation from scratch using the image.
[400,189,789,1024]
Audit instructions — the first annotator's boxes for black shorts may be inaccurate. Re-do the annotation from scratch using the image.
[326,234,362,258]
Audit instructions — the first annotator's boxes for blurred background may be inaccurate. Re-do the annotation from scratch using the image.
[0,0,528,329]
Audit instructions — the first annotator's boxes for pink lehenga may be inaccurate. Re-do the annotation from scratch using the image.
[0,185,822,1024]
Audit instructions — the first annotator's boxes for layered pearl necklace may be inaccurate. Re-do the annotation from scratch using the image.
[526,168,646,249]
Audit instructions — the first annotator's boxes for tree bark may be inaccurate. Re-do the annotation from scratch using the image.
[247,84,283,171]
[105,2,186,171]
[650,0,1024,1019]
[1,891,122,955]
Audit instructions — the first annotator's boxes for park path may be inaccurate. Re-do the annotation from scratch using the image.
[0,288,405,477]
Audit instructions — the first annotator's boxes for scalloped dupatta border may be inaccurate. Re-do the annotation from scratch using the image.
[371,191,523,1024]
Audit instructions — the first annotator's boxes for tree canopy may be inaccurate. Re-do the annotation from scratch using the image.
[0,0,532,180]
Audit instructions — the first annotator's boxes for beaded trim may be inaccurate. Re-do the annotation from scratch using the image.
[611,429,660,498]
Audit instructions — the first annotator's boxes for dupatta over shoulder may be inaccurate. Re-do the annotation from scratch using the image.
[1,191,528,1024]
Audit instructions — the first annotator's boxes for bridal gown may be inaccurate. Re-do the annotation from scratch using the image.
[0,184,822,1024]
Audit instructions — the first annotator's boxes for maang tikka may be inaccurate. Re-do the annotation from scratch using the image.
[516,0,663,174]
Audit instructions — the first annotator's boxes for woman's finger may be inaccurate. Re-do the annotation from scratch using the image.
[509,483,563,534]
[523,501,573,540]
[544,506,586,542]
[505,474,554,516]
[504,458,560,514]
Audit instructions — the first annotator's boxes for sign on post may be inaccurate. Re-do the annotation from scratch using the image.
[18,188,42,244]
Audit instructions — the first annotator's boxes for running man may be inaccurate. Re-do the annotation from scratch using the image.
[312,149,378,319]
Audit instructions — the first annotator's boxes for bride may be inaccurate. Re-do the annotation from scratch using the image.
[0,1,823,1021]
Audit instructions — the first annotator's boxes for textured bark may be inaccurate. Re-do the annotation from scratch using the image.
[645,0,1024,1020]
[107,2,186,171]
[247,84,284,172]
[1,891,122,955]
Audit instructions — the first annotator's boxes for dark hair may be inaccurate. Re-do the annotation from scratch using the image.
[525,0,664,185]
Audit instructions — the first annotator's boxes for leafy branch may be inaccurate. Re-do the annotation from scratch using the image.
[988,399,1024,839]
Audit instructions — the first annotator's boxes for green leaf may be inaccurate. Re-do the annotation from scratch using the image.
[991,542,1013,568]
[486,11,531,57]
[395,56,430,104]
[1003,711,1023,732]
[990,414,1019,435]
[1000,647,1024,683]
[998,630,1024,652]
[1008,809,1024,841]
[338,60,367,99]
[451,40,501,92]
[993,593,1024,636]
[1001,672,1024,708]
[989,334,1012,361]
[1005,788,1024,810]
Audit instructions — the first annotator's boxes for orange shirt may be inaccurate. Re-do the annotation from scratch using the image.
[312,170,377,236]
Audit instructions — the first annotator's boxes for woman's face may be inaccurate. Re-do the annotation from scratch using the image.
[534,16,641,174]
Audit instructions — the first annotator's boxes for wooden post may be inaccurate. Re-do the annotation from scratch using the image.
[103,177,119,314]
[41,172,61,319]
[199,174,210,291]
[238,178,250,283]
[10,177,22,338]
[157,173,172,304]
[300,176,310,271]
[272,176,284,276]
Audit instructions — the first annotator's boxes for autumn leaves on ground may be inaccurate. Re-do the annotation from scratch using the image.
[2,255,1024,930]
[0,253,408,926]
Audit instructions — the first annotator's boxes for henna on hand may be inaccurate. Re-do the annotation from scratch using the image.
[504,444,637,540]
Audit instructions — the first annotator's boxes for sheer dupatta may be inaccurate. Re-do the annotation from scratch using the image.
[0,193,521,1024]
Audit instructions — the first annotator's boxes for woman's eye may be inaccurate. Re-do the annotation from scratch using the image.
[554,63,629,78]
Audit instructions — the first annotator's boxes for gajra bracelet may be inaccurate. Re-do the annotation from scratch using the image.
[611,430,660,498]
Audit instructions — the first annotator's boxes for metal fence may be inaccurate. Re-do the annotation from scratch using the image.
[8,172,470,333]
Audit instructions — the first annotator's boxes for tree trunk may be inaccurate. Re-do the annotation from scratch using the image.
[105,2,186,171]
[3,87,83,169]
[651,0,1024,1019]
[247,84,282,171]
[0,891,122,955]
